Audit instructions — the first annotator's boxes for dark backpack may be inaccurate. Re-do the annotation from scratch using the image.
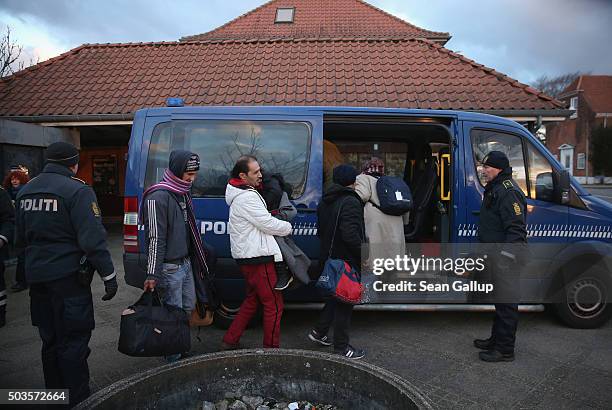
[374,176,413,216]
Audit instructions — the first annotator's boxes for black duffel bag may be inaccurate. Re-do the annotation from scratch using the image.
[118,291,191,357]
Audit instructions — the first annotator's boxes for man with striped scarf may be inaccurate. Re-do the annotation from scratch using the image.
[142,150,216,360]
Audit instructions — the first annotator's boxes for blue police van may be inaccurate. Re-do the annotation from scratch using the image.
[123,104,612,329]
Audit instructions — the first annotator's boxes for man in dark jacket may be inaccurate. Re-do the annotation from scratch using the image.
[142,150,217,360]
[474,151,527,362]
[0,186,15,327]
[16,142,117,405]
[308,164,366,359]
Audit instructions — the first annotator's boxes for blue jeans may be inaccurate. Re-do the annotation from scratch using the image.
[158,258,196,313]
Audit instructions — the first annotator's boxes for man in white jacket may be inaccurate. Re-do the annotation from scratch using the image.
[222,155,292,349]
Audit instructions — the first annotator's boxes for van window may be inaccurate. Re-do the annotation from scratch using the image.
[330,140,408,177]
[145,120,311,198]
[527,143,554,200]
[471,129,527,195]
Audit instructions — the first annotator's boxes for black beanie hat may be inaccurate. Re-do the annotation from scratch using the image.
[45,142,79,167]
[169,150,200,177]
[333,164,358,187]
[482,151,510,170]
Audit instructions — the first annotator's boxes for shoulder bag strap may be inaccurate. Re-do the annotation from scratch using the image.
[328,198,349,259]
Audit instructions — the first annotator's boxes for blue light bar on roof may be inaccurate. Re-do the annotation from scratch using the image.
[166,97,185,107]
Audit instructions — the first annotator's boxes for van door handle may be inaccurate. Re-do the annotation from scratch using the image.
[295,204,317,213]
[297,208,317,214]
[471,210,480,215]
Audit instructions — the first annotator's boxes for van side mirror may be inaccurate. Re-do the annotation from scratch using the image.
[555,169,571,205]
[535,172,554,202]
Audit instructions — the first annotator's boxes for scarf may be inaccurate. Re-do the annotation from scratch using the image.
[141,169,210,282]
[229,177,262,190]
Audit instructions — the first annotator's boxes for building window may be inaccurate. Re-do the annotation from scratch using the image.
[275,8,294,23]
[570,96,578,118]
[577,153,586,170]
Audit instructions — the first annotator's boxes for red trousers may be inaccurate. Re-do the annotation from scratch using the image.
[223,261,284,348]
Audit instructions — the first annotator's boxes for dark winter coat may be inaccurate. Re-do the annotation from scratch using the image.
[317,183,365,271]
[15,163,114,283]
[478,167,527,244]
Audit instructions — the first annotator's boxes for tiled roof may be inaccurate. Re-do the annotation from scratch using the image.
[561,75,612,114]
[181,0,450,43]
[0,38,564,117]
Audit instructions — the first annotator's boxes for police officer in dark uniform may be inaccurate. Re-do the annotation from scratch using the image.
[15,142,118,406]
[473,150,527,362]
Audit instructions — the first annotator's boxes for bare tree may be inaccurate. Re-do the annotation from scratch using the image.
[531,71,586,98]
[1,26,23,78]
[1,26,38,78]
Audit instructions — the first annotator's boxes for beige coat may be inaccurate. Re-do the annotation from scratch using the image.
[355,174,407,263]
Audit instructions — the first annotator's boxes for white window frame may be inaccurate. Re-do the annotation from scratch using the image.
[570,96,578,119]
[275,7,295,23]
[577,153,586,170]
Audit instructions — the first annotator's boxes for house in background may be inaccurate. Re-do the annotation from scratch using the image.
[546,75,612,184]
[0,0,570,218]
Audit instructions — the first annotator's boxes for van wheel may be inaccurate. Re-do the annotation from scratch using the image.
[213,301,261,330]
[554,269,612,328]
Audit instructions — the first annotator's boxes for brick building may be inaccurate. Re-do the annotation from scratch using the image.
[546,75,612,183]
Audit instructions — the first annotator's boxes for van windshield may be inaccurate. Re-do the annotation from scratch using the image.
[145,120,311,198]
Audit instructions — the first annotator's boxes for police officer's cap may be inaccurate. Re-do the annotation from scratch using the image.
[482,151,509,170]
[46,142,79,167]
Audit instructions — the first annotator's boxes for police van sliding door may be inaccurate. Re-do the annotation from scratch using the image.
[141,113,323,269]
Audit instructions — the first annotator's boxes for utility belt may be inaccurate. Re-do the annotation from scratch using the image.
[77,256,95,287]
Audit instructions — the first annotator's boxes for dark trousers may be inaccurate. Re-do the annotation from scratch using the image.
[491,303,519,354]
[30,275,95,407]
[15,251,26,285]
[314,298,354,351]
[224,261,283,348]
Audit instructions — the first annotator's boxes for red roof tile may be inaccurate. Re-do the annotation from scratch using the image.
[0,38,564,117]
[560,75,612,114]
[181,0,450,43]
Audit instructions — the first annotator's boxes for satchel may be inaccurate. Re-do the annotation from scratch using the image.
[118,291,191,357]
[315,199,364,304]
[189,301,214,327]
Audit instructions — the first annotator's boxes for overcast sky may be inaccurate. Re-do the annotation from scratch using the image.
[1,0,611,85]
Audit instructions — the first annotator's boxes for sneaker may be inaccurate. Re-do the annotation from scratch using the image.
[336,345,365,360]
[308,329,332,346]
[274,273,294,291]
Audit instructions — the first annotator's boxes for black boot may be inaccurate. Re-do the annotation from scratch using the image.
[473,337,495,350]
[479,350,514,362]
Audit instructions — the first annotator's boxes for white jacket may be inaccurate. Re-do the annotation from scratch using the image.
[225,183,292,262]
